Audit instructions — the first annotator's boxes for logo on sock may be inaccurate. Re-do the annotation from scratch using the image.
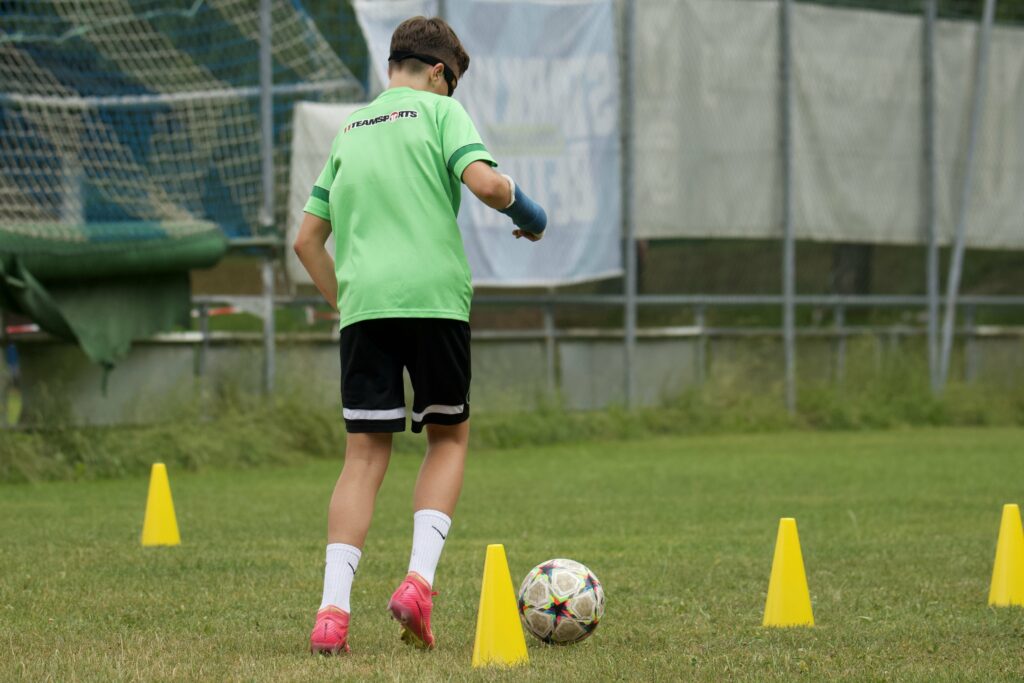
[347,562,357,576]
[432,526,447,540]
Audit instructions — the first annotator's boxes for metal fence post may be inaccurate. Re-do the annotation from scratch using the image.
[964,304,978,383]
[259,0,276,394]
[780,0,797,414]
[873,329,884,375]
[197,303,210,378]
[261,259,276,393]
[695,305,707,387]
[923,0,940,392]
[0,309,7,430]
[938,0,997,391]
[834,304,846,386]
[543,288,557,396]
[622,0,638,409]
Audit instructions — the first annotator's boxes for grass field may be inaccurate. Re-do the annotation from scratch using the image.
[2,428,1023,681]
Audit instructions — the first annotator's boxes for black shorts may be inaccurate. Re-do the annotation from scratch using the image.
[340,318,471,433]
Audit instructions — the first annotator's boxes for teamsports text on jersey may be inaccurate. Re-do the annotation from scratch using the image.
[345,110,419,133]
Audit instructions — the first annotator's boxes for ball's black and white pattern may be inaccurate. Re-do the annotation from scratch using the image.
[517,559,605,644]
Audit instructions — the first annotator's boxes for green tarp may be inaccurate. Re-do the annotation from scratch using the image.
[0,222,227,369]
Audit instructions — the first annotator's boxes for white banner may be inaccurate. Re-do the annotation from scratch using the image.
[636,0,1024,249]
[635,0,781,241]
[351,0,622,286]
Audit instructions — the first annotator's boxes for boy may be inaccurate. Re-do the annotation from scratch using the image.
[293,16,547,655]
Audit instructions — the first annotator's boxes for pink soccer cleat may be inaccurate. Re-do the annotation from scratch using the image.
[309,607,351,655]
[387,572,438,649]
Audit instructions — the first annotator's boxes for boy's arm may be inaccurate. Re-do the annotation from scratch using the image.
[462,161,547,242]
[462,160,511,208]
[292,212,338,311]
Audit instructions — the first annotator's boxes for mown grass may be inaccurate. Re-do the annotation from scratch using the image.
[2,429,1024,681]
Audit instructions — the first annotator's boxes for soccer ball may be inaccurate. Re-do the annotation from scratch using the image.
[517,558,605,645]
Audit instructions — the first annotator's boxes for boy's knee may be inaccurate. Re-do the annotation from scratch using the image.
[343,433,393,468]
[425,421,469,446]
[346,432,393,450]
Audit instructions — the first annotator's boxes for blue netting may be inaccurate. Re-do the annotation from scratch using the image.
[0,0,365,242]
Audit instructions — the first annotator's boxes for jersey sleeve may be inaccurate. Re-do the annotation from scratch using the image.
[303,152,336,220]
[440,99,497,180]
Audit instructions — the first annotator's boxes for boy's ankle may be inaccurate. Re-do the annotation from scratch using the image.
[406,571,431,589]
[318,605,349,616]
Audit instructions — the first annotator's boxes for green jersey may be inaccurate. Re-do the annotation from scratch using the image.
[304,87,496,329]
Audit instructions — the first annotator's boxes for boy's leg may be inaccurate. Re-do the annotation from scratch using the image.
[406,320,471,583]
[321,433,392,611]
[325,319,406,589]
[388,422,468,649]
[389,320,471,648]
[313,320,406,654]
[405,421,469,584]
[414,421,469,517]
[312,433,393,654]
[328,432,393,547]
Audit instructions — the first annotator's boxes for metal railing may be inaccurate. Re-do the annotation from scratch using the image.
[183,293,1024,396]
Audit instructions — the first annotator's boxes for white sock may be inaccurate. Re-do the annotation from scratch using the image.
[407,509,452,587]
[319,543,361,613]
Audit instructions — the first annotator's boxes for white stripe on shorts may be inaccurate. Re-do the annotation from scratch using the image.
[343,407,406,421]
[411,404,465,422]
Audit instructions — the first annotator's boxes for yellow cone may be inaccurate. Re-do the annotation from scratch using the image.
[472,544,529,668]
[141,463,180,547]
[988,504,1024,607]
[763,517,814,627]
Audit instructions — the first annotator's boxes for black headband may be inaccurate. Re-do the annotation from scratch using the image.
[389,50,457,96]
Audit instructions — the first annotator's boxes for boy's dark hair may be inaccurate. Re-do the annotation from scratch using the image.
[389,16,470,78]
